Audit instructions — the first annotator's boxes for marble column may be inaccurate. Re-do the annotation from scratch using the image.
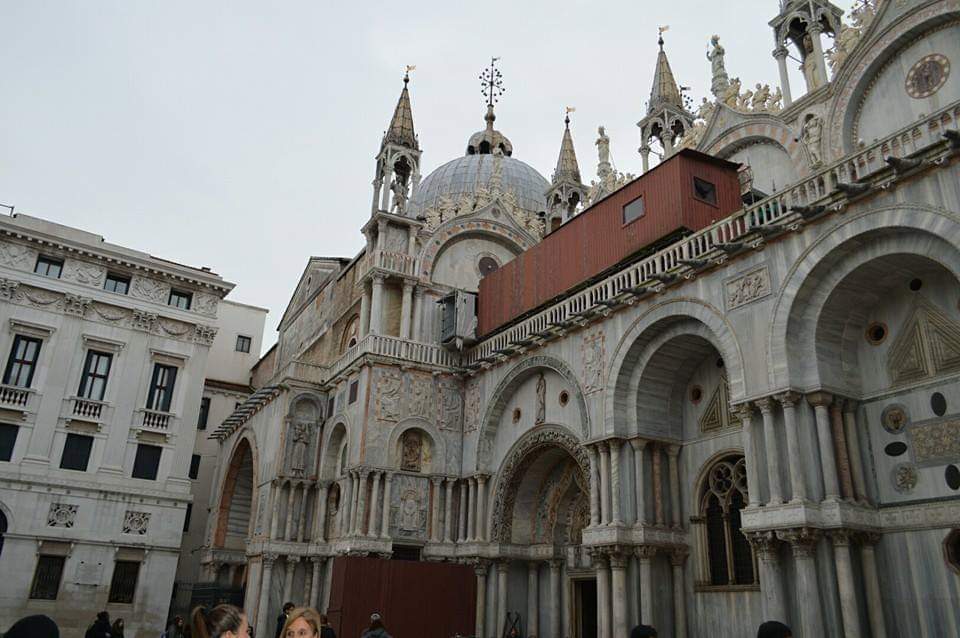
[773,47,793,106]
[359,284,371,338]
[430,476,443,542]
[670,550,688,638]
[497,562,509,638]
[379,472,393,539]
[444,478,455,542]
[859,533,888,638]
[842,401,869,503]
[412,286,424,342]
[735,404,762,507]
[629,438,647,524]
[368,471,382,537]
[595,554,611,638]
[296,485,309,542]
[652,445,665,526]
[477,475,489,541]
[285,482,297,541]
[268,481,280,540]
[830,400,855,500]
[831,531,861,638]
[314,482,329,542]
[749,532,786,622]
[356,470,370,536]
[666,444,682,528]
[283,555,300,604]
[609,439,623,525]
[640,146,651,174]
[756,398,784,504]
[309,557,324,610]
[779,528,824,637]
[380,172,392,211]
[777,392,807,503]
[475,562,488,638]
[808,24,829,89]
[458,480,468,542]
[303,562,314,607]
[256,554,277,638]
[588,446,601,527]
[322,556,335,611]
[348,472,360,535]
[808,392,840,500]
[339,477,351,537]
[550,560,562,638]
[598,442,611,525]
[400,281,414,340]
[369,274,386,335]
[527,562,540,638]
[610,553,628,638]
[636,546,656,625]
[467,477,477,541]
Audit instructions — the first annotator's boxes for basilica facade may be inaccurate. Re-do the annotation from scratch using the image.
[199,1,960,637]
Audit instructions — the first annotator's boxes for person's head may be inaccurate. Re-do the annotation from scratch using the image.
[319,614,329,626]
[369,613,384,630]
[281,608,323,638]
[630,625,657,638]
[283,603,296,615]
[191,605,247,638]
[4,615,60,638]
[174,616,184,627]
[757,621,792,638]
[97,612,110,624]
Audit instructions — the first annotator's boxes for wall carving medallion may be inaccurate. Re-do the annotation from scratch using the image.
[908,417,960,466]
[406,373,434,420]
[63,261,106,287]
[193,293,219,317]
[47,503,78,528]
[0,242,37,269]
[892,463,919,493]
[905,54,950,99]
[375,369,403,421]
[725,265,772,310]
[0,278,20,300]
[881,404,909,434]
[122,510,150,535]
[581,329,605,394]
[439,379,463,431]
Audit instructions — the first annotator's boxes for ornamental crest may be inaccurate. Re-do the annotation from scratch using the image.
[47,503,78,528]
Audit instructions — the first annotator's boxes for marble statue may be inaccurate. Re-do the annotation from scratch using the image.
[697,97,716,122]
[801,114,824,166]
[707,35,731,98]
[801,34,822,91]
[768,87,783,112]
[722,78,742,108]
[390,178,408,214]
[751,84,771,111]
[596,126,611,166]
[290,422,309,475]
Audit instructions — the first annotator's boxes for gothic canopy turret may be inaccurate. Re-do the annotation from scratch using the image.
[638,28,695,172]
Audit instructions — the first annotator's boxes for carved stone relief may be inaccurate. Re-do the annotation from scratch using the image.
[888,297,960,386]
[390,474,429,540]
[439,379,463,431]
[131,276,169,304]
[47,503,78,528]
[376,369,403,421]
[892,463,919,493]
[0,242,37,270]
[400,430,424,472]
[464,380,481,433]
[406,373,434,419]
[63,261,106,287]
[908,417,960,466]
[882,404,910,434]
[122,510,151,535]
[193,293,219,317]
[581,330,605,394]
[255,491,268,535]
[535,372,546,424]
[725,266,772,310]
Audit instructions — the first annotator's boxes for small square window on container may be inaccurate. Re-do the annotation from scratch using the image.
[693,177,718,206]
[622,195,645,225]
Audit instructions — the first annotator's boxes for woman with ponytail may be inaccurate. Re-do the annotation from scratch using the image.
[190,604,248,638]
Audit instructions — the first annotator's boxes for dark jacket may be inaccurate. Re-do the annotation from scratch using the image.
[5,615,60,638]
[361,628,391,638]
[320,626,336,638]
[275,613,288,638]
[85,619,112,638]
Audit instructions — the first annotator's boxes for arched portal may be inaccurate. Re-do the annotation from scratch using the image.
[215,439,255,550]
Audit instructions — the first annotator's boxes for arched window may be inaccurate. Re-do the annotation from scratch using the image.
[0,509,7,557]
[697,455,756,587]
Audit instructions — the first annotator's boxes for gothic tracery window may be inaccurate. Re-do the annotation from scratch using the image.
[698,455,756,587]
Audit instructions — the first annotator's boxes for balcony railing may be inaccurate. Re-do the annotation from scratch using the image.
[325,333,460,382]
[140,408,174,431]
[70,396,107,420]
[0,384,32,409]
[465,100,960,366]
[275,360,328,385]
[358,249,417,280]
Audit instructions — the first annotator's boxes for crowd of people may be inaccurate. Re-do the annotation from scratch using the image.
[1,607,792,638]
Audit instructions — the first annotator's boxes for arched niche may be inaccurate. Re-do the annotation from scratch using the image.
[283,393,323,478]
[386,418,444,474]
[214,436,257,549]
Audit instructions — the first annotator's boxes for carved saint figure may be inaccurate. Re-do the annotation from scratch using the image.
[401,430,423,472]
[290,422,310,475]
[721,78,742,108]
[751,84,771,111]
[390,178,408,214]
[399,490,421,531]
[596,126,611,166]
[800,114,824,166]
[697,97,716,122]
[768,87,783,112]
[535,373,546,424]
[800,34,822,91]
[707,35,731,98]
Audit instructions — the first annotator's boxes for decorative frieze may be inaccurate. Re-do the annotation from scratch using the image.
[892,463,919,493]
[193,324,218,346]
[122,510,151,535]
[47,503,78,528]
[63,293,92,318]
[131,309,158,332]
[63,261,106,287]
[908,417,960,466]
[725,265,771,310]
[131,275,169,304]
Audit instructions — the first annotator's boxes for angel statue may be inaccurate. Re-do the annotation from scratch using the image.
[707,35,731,98]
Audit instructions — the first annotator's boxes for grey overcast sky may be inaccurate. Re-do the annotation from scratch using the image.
[0,0,856,350]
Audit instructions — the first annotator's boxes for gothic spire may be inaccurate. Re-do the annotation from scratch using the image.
[382,68,418,151]
[553,110,582,185]
[647,29,684,114]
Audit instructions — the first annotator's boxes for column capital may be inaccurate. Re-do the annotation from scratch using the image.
[668,547,689,567]
[263,552,280,565]
[808,22,824,35]
[430,475,444,486]
[402,280,415,292]
[732,403,754,422]
[608,552,629,569]
[842,398,859,414]
[829,529,856,547]
[777,527,820,557]
[473,559,490,577]
[371,272,387,285]
[806,391,834,408]
[596,440,609,453]
[629,437,648,452]
[773,46,790,60]
[608,438,623,452]
[754,396,776,415]
[309,556,326,565]
[776,391,802,408]
[496,558,511,571]
[476,474,489,485]
[744,530,780,559]
[856,531,882,546]
[635,545,658,560]
[665,443,681,458]
[413,285,425,298]
[376,218,389,234]
[527,560,541,572]
[359,468,371,479]
[588,549,610,567]
[286,554,302,564]
[548,558,564,570]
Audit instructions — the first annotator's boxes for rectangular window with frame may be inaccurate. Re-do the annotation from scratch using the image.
[189,454,201,479]
[0,423,18,461]
[693,176,718,206]
[77,350,113,401]
[623,195,645,225]
[235,335,251,353]
[104,273,131,295]
[146,364,177,412]
[132,443,162,480]
[107,560,140,604]
[3,335,42,388]
[197,396,210,430]
[60,433,94,471]
[34,256,63,279]
[29,555,65,600]
[168,289,192,310]
[349,380,358,404]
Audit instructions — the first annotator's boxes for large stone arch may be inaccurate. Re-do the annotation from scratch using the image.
[213,433,259,548]
[605,298,747,435]
[767,204,960,390]
[488,425,590,544]
[704,119,810,183]
[385,416,446,474]
[826,1,960,159]
[418,215,534,282]
[476,354,590,471]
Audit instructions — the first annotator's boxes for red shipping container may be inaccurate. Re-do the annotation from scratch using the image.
[478,149,742,335]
